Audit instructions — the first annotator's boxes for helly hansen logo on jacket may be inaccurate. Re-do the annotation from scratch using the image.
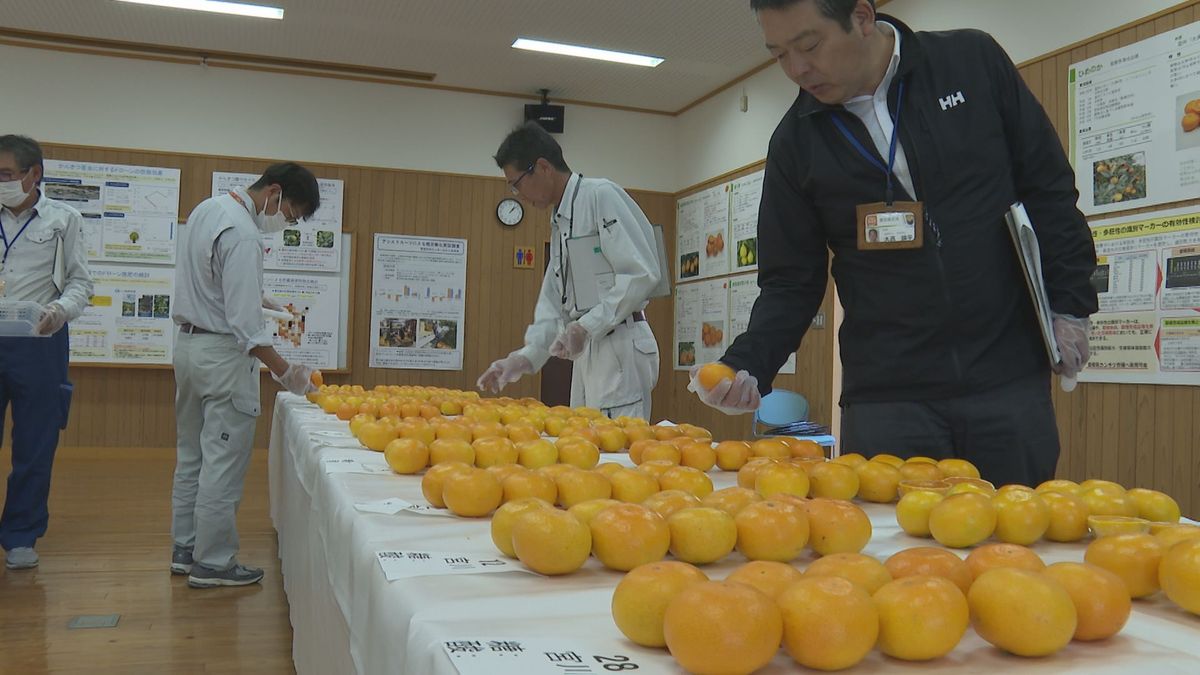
[939,91,966,110]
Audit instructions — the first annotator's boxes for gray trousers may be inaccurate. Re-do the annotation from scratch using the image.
[171,332,261,571]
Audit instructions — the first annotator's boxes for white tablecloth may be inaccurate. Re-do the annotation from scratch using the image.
[268,393,1200,675]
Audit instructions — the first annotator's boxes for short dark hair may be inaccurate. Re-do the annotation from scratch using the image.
[493,121,571,173]
[250,162,320,218]
[750,0,874,31]
[0,134,44,174]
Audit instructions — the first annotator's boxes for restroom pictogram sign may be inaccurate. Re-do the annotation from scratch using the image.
[514,246,535,269]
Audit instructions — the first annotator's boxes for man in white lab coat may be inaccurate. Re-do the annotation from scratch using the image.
[0,135,93,570]
[171,162,320,588]
[477,122,662,420]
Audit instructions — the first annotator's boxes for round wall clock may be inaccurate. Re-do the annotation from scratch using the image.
[497,197,524,227]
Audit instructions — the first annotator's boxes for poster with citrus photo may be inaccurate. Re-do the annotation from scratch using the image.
[369,234,467,371]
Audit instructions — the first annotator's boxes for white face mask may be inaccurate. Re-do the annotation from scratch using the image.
[254,190,289,234]
[0,175,31,208]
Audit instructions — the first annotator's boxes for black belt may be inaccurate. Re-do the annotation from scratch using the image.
[179,323,216,335]
[606,311,647,336]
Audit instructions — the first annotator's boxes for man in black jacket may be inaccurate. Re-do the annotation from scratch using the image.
[692,0,1098,486]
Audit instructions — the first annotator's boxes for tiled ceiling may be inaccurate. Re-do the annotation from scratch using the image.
[0,0,803,113]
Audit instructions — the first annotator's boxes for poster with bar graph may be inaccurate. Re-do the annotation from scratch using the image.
[262,272,341,369]
[1079,205,1200,386]
[369,234,468,370]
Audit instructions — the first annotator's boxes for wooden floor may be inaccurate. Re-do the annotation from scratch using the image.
[0,447,294,674]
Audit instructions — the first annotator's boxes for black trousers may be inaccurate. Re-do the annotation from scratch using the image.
[841,371,1060,488]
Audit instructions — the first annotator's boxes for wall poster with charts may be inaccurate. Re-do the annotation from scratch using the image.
[1080,206,1200,385]
[42,160,180,264]
[262,272,341,369]
[674,273,798,374]
[68,263,176,365]
[369,234,467,371]
[675,183,730,281]
[729,171,763,273]
[673,278,729,371]
[727,273,796,374]
[211,172,344,273]
[1069,21,1200,216]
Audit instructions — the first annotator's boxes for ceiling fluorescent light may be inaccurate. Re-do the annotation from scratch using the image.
[512,38,664,68]
[116,0,284,20]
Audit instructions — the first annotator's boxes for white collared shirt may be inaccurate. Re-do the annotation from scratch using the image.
[516,173,661,370]
[842,22,917,201]
[172,187,273,354]
[0,190,93,318]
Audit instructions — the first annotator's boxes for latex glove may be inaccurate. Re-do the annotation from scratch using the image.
[1052,313,1091,392]
[549,322,589,361]
[34,302,68,336]
[262,293,286,312]
[273,362,317,396]
[476,354,534,393]
[688,364,761,415]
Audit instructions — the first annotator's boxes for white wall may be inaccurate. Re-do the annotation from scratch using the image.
[675,0,1186,189]
[5,0,1187,194]
[1,44,679,193]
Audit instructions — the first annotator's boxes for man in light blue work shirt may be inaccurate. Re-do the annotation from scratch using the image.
[0,134,93,570]
[171,162,320,588]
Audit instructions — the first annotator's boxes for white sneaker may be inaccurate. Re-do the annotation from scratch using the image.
[5,547,38,569]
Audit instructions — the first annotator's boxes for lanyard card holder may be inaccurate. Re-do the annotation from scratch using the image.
[856,201,924,250]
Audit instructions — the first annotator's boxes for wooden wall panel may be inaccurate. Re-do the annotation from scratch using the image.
[41,142,673,450]
[36,0,1200,518]
[1016,0,1200,516]
[658,163,837,444]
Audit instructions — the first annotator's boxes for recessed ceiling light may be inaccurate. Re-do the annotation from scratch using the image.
[115,0,284,20]
[512,38,664,68]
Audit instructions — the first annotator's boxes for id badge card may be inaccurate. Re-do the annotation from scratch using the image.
[856,201,924,250]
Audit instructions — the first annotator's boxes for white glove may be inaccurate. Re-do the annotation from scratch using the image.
[273,363,317,396]
[34,302,68,336]
[1052,313,1091,392]
[687,364,761,415]
[262,293,286,312]
[476,354,534,393]
[549,322,589,361]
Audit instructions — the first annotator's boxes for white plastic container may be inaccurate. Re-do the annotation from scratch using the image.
[0,301,49,337]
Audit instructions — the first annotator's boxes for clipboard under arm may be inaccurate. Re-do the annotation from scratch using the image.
[567,224,671,315]
[1005,202,1065,372]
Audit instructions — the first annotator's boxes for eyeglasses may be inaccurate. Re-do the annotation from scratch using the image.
[276,192,301,225]
[281,201,300,225]
[0,168,29,182]
[508,164,535,195]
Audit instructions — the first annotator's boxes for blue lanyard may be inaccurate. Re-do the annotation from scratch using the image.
[831,79,906,205]
[0,210,38,267]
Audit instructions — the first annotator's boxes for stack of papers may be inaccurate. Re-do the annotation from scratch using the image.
[1005,202,1063,368]
[760,421,830,436]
